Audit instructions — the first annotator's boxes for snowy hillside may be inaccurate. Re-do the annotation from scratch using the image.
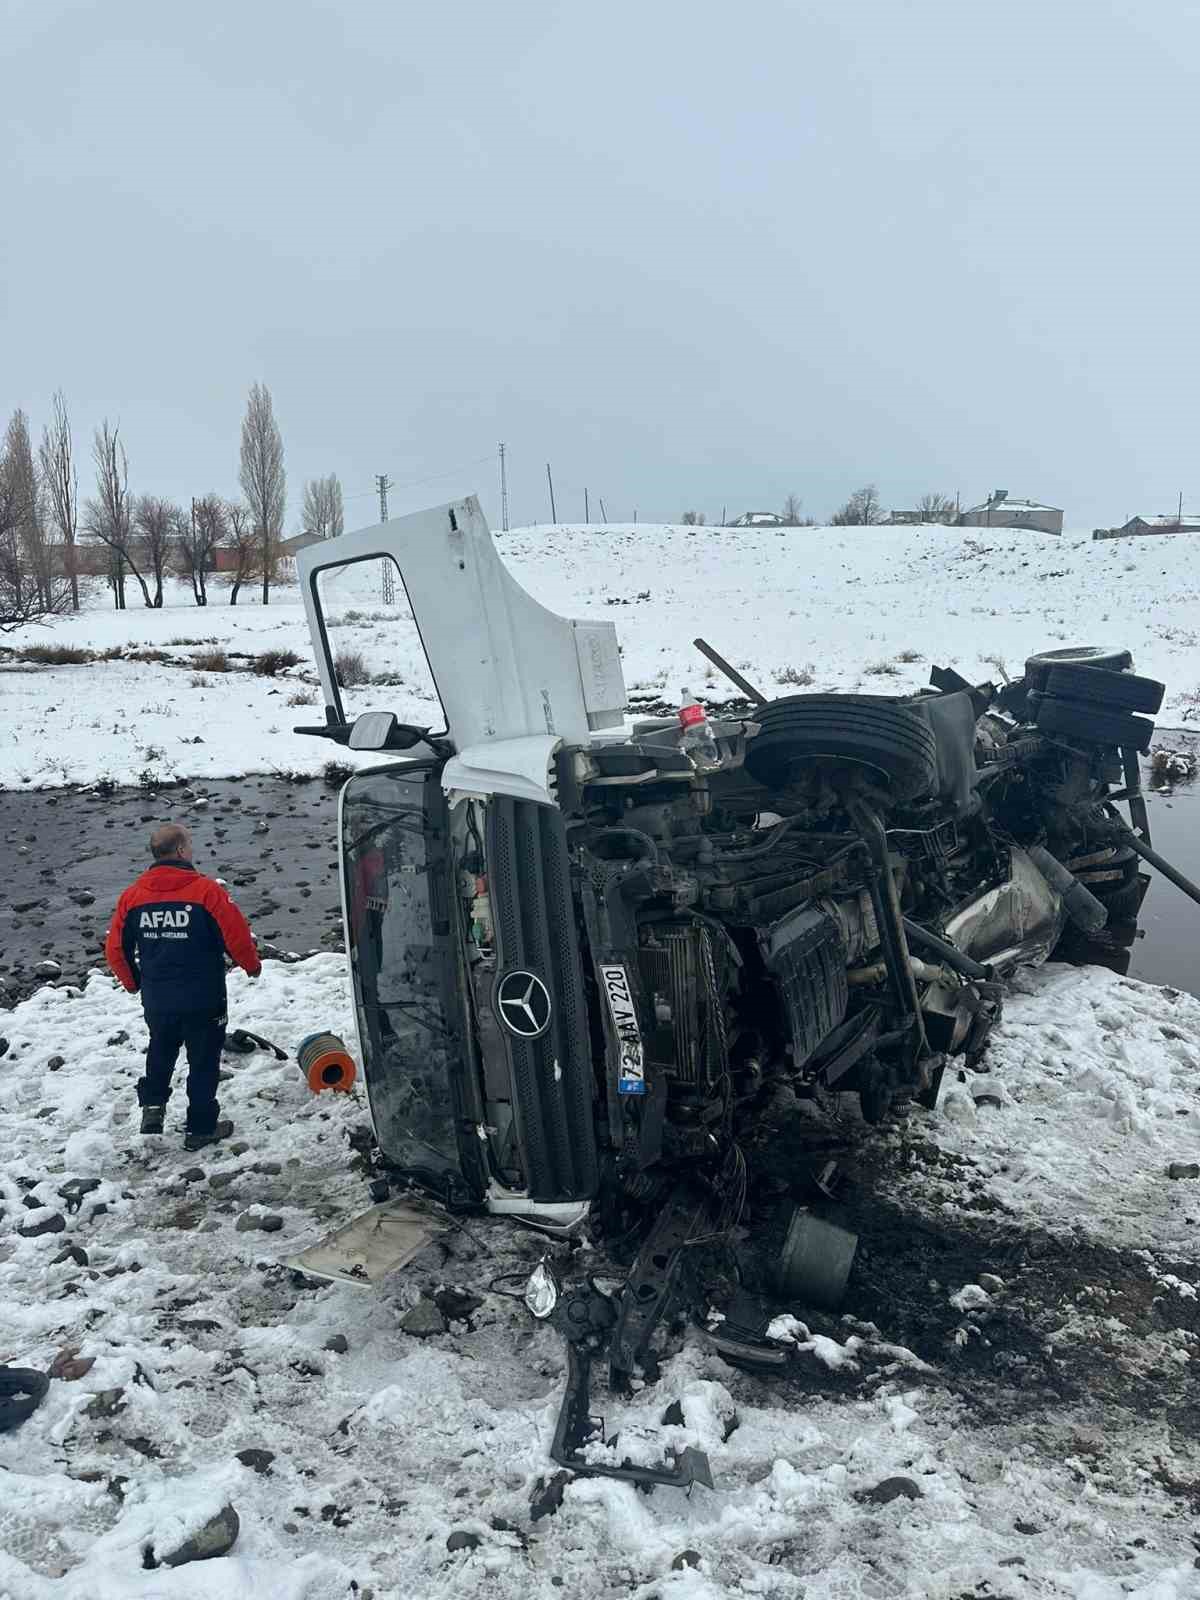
[2,957,1199,1597]
[1,522,1198,787]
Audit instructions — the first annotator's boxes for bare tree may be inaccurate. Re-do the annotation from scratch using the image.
[39,392,80,610]
[133,494,181,607]
[238,382,285,604]
[915,492,957,525]
[223,501,258,605]
[830,484,882,526]
[680,509,706,525]
[301,472,344,540]
[4,409,62,612]
[780,492,805,526]
[178,495,226,605]
[84,420,154,608]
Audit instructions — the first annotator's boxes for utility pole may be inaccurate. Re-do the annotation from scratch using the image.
[599,497,608,524]
[584,487,589,523]
[376,473,395,604]
[546,462,557,523]
[1179,490,1184,528]
[498,442,509,532]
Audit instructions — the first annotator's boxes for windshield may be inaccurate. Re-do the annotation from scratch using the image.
[341,765,467,1187]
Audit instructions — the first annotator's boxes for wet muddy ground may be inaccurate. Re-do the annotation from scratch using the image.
[0,776,346,1007]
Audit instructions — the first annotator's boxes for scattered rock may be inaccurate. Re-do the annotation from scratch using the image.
[52,1243,89,1267]
[1167,1163,1200,1180]
[229,1142,250,1156]
[105,1030,129,1047]
[434,1287,484,1324]
[400,1299,447,1338]
[19,1210,66,1238]
[978,1273,1006,1295]
[254,1160,283,1176]
[46,1054,65,1072]
[856,1476,922,1506]
[235,1210,284,1233]
[1014,1519,1040,1535]
[445,1530,481,1553]
[235,1447,275,1475]
[661,1399,685,1427]
[157,1503,240,1567]
[59,1177,101,1213]
[323,1334,349,1354]
[35,960,62,978]
[529,1470,571,1522]
[208,1172,238,1191]
[0,1039,9,1059]
[181,1168,206,1185]
[672,1550,702,1571]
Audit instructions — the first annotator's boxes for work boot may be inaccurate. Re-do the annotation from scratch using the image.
[183,1119,233,1153]
[140,1105,166,1135]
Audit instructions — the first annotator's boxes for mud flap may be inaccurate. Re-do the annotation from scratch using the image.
[286,1199,443,1286]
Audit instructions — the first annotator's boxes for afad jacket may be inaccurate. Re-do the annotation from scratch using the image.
[105,860,261,1015]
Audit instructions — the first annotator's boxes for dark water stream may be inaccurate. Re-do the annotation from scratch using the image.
[1,770,1198,1008]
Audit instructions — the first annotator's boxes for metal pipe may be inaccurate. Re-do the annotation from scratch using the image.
[901,918,992,981]
[1117,824,1200,911]
[691,638,769,706]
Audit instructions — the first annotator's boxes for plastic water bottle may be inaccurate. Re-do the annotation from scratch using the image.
[678,689,721,771]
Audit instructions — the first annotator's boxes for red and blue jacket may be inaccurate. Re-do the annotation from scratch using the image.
[105,861,261,1015]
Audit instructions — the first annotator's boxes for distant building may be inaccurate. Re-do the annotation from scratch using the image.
[958,490,1063,535]
[1106,515,1200,539]
[728,511,786,528]
[278,530,327,555]
[886,510,923,526]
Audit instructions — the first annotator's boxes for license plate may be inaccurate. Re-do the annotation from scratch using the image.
[600,962,646,1095]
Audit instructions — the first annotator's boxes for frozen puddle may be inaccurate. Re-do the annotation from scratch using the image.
[1,959,1199,1598]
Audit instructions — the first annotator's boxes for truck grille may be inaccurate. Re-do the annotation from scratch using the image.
[487,798,598,1202]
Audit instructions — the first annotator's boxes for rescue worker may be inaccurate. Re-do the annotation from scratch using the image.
[105,821,261,1150]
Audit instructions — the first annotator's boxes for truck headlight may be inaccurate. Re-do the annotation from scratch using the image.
[524,1259,559,1319]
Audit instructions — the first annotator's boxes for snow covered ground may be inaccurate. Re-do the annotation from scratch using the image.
[2,521,1199,788]
[2,957,1199,1598]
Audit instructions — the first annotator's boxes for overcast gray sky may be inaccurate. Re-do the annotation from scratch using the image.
[5,0,1198,530]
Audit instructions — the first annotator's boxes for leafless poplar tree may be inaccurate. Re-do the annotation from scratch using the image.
[780,492,805,526]
[0,416,68,629]
[224,501,258,605]
[39,391,80,610]
[301,472,344,540]
[238,382,285,605]
[680,509,706,525]
[84,420,154,608]
[4,409,61,612]
[133,494,181,607]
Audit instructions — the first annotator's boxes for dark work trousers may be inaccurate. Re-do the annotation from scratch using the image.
[137,1011,226,1135]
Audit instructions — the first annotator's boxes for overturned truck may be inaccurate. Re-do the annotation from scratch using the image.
[292,498,1177,1488]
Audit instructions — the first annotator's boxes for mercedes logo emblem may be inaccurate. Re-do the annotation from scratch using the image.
[495,970,552,1039]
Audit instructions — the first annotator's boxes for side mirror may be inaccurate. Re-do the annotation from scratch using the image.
[348,711,398,751]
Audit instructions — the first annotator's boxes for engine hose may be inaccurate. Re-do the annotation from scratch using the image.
[1027,844,1109,935]
[1114,824,1200,912]
[901,919,992,981]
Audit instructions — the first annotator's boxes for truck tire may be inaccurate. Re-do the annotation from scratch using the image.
[1025,646,1132,692]
[0,1366,49,1433]
[746,695,939,802]
[1035,695,1155,754]
[1043,662,1164,715]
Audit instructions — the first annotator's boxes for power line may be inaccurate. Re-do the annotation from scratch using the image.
[343,452,496,503]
